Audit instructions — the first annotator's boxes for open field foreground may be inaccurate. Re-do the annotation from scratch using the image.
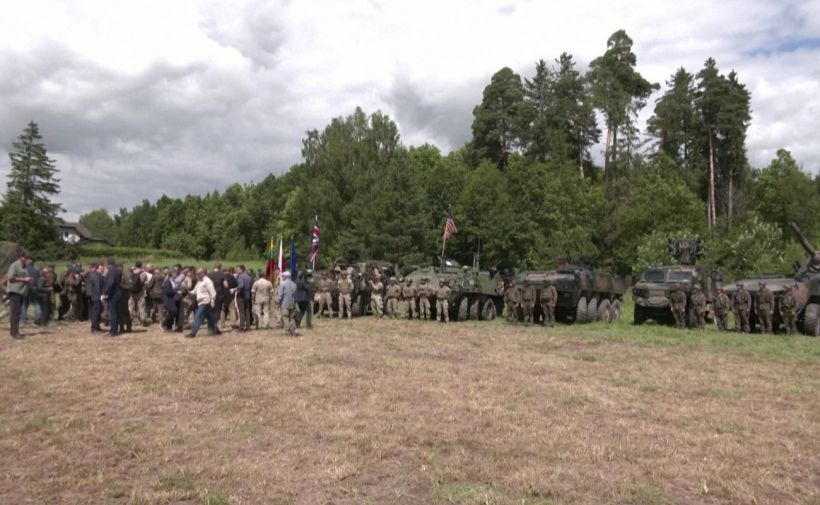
[1,319,818,505]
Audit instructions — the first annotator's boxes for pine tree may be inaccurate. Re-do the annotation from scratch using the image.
[521,59,554,163]
[0,121,63,250]
[469,67,526,170]
[648,67,698,169]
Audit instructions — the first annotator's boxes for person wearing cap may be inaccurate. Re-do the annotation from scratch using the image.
[756,282,774,334]
[6,252,31,339]
[385,277,401,319]
[780,284,798,335]
[732,282,751,333]
[402,278,418,320]
[418,277,432,321]
[369,274,384,319]
[435,279,451,323]
[276,271,298,336]
[714,287,731,331]
[690,285,707,329]
[669,283,687,329]
[337,270,354,320]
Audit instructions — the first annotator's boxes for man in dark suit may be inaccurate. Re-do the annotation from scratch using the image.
[207,263,226,326]
[88,263,104,333]
[101,259,121,337]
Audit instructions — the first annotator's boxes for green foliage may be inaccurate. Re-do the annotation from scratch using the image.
[469,67,525,169]
[0,121,63,251]
[709,214,787,279]
[78,208,115,242]
[78,244,184,260]
[634,228,700,277]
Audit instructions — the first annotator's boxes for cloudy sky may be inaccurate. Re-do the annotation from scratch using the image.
[1,0,819,219]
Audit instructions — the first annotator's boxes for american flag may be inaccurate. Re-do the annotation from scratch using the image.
[442,208,457,240]
[309,215,320,268]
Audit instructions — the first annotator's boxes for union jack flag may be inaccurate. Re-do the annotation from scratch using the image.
[442,207,457,240]
[309,215,320,268]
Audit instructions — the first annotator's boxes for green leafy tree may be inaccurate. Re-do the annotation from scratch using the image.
[587,30,658,178]
[648,68,699,171]
[470,67,525,169]
[752,149,820,240]
[0,121,64,251]
[78,208,115,243]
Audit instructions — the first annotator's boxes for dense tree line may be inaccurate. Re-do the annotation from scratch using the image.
[4,30,819,279]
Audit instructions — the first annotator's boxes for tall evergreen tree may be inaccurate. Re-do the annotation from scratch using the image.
[587,30,658,179]
[0,121,63,250]
[648,67,698,169]
[469,67,525,170]
[521,59,554,163]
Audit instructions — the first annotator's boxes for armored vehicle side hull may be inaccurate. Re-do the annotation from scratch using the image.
[404,265,505,321]
[724,276,808,333]
[632,266,723,328]
[309,260,397,317]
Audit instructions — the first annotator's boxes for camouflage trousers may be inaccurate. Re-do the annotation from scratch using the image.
[129,291,149,325]
[386,297,400,319]
[505,302,518,323]
[715,311,729,331]
[419,298,431,321]
[317,292,332,317]
[782,310,797,335]
[338,293,352,318]
[370,294,383,318]
[541,303,555,326]
[436,299,448,322]
[522,301,534,324]
[254,301,271,329]
[693,308,706,329]
[757,308,773,334]
[405,298,417,320]
[672,306,686,328]
[734,308,750,333]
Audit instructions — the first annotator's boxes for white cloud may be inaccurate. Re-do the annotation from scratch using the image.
[0,0,818,219]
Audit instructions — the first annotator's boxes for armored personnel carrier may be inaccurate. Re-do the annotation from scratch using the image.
[403,258,504,321]
[514,258,626,324]
[632,238,723,327]
[791,222,820,336]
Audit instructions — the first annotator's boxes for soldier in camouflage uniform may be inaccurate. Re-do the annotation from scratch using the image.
[336,271,354,319]
[435,279,450,323]
[504,280,520,324]
[520,280,535,325]
[317,272,333,318]
[780,284,798,335]
[756,281,774,334]
[386,277,401,319]
[713,287,731,331]
[690,285,707,329]
[402,278,417,320]
[539,282,558,327]
[177,268,195,330]
[117,265,134,333]
[63,269,81,322]
[370,275,384,319]
[732,282,751,333]
[417,277,431,321]
[669,283,687,329]
[147,267,166,324]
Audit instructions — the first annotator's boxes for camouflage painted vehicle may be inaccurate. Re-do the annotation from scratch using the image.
[310,259,398,317]
[791,222,820,336]
[632,238,723,327]
[514,258,626,324]
[403,259,504,321]
[724,275,807,333]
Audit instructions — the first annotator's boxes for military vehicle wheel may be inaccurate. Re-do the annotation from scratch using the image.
[481,299,497,320]
[586,297,598,322]
[575,297,588,324]
[469,298,481,320]
[598,299,612,323]
[611,300,621,321]
[634,305,645,325]
[458,297,469,322]
[351,295,362,317]
[803,303,820,336]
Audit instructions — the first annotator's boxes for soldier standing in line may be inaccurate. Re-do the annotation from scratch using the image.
[756,281,774,334]
[732,282,751,333]
[520,280,536,325]
[418,277,432,321]
[780,284,798,335]
[690,285,707,329]
[251,274,274,329]
[369,274,384,319]
[435,279,451,323]
[386,277,402,319]
[402,278,417,320]
[669,283,687,329]
[316,272,333,318]
[713,287,731,331]
[504,280,520,324]
[337,271,354,319]
[540,282,558,327]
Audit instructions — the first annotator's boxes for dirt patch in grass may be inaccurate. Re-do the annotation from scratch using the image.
[0,318,818,504]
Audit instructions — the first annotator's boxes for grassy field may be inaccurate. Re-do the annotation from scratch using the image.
[0,306,818,504]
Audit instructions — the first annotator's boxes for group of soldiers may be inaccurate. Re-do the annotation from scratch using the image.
[669,281,801,334]
[502,280,558,326]
[311,270,454,322]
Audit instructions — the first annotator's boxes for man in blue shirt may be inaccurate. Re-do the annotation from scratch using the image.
[277,271,298,336]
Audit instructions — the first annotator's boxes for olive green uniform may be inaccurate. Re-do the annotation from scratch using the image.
[418,280,432,321]
[370,280,384,318]
[386,281,402,319]
[435,283,451,323]
[540,285,558,327]
[337,276,354,319]
[780,288,798,335]
[690,289,707,329]
[670,287,687,329]
[714,291,730,331]
[521,284,536,324]
[732,287,751,333]
[756,286,774,334]
[402,282,417,320]
[504,285,520,324]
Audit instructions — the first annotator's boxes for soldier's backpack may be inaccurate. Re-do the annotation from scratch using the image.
[120,268,136,292]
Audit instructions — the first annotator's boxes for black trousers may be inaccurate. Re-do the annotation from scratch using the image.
[9,293,23,336]
[296,301,312,329]
[39,295,52,327]
[90,299,102,331]
[237,298,251,330]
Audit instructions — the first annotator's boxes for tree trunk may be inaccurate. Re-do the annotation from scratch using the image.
[604,127,613,174]
[707,129,717,229]
[579,148,584,178]
[727,164,734,229]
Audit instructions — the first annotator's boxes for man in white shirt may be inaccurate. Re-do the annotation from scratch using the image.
[186,268,219,338]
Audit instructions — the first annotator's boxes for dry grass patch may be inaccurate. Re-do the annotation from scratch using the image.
[0,318,818,504]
